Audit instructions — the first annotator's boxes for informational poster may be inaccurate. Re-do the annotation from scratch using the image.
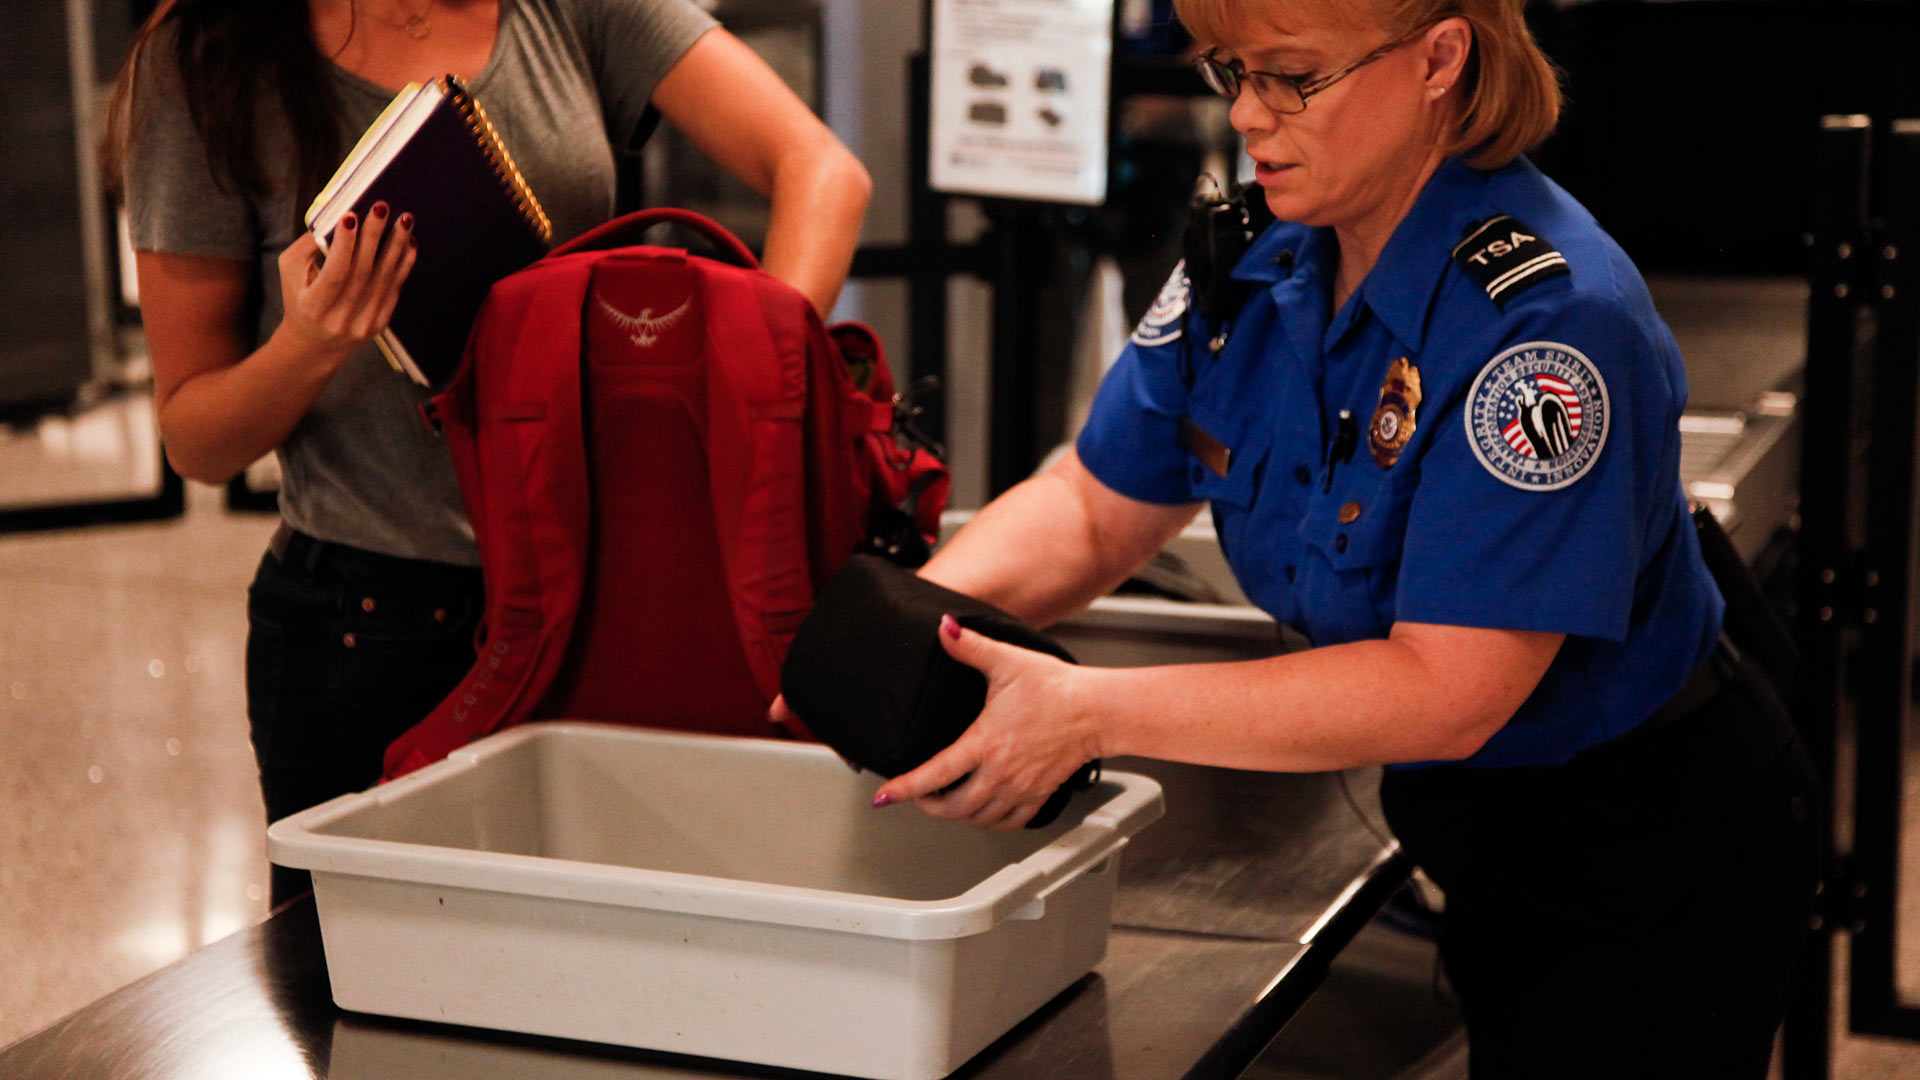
[929,0,1116,205]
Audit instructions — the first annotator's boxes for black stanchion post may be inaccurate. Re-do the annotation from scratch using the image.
[1783,113,1874,1080]
[1846,116,1920,1042]
[987,201,1044,496]
[906,50,949,449]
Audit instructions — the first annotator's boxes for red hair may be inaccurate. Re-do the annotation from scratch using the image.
[1173,0,1561,168]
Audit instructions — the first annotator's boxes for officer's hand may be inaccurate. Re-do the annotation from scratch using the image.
[273,203,417,364]
[870,615,1104,830]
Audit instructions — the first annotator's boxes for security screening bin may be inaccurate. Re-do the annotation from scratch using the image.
[267,723,1164,1080]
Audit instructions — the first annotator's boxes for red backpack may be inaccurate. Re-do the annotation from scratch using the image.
[382,209,948,779]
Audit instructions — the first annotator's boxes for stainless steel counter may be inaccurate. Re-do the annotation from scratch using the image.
[0,759,1405,1080]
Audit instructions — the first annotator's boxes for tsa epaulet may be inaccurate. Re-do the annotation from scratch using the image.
[1451,215,1570,308]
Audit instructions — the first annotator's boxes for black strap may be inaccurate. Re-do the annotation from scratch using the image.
[1184,181,1273,327]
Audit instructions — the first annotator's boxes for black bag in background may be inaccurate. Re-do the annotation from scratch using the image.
[781,554,1099,828]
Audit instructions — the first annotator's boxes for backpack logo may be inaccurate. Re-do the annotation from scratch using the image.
[596,293,692,347]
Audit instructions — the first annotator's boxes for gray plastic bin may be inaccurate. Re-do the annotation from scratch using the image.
[268,723,1163,1080]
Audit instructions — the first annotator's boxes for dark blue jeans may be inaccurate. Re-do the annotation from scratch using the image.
[245,530,483,905]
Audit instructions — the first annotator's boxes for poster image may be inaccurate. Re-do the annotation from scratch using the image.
[930,0,1116,205]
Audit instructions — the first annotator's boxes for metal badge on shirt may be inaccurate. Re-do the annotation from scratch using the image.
[1369,357,1421,468]
[1131,260,1190,348]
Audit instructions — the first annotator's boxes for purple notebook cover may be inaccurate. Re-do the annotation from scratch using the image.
[323,91,548,386]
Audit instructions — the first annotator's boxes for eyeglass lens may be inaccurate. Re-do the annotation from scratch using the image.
[1198,54,1305,114]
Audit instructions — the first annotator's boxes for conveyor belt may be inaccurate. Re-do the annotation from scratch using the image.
[1654,275,1806,563]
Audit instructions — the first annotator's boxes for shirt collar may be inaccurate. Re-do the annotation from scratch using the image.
[1230,217,1317,285]
[1355,157,1494,352]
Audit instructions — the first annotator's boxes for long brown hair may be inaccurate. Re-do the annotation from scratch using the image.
[104,0,346,208]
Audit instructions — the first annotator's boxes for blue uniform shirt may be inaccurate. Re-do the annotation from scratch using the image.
[1076,156,1724,769]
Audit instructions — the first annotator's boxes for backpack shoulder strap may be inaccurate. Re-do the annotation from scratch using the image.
[383,256,597,778]
[699,267,813,704]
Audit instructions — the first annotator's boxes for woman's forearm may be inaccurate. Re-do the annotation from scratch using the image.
[158,326,345,483]
[1083,625,1562,771]
[146,216,415,483]
[921,472,1128,626]
[921,453,1201,627]
[758,140,870,316]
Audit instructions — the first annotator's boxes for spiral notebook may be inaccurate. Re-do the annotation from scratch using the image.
[305,75,552,386]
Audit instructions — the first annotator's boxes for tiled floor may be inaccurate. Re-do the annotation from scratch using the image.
[0,395,276,1045]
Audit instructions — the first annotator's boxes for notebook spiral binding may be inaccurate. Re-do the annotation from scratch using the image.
[447,76,553,244]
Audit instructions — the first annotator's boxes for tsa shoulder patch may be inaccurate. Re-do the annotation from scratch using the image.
[1131,260,1190,348]
[1463,341,1610,491]
[1451,215,1570,307]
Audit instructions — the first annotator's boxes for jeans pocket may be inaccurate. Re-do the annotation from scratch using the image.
[340,588,480,713]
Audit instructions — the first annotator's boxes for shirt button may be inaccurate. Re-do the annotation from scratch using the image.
[1285,565,1297,583]
[342,632,357,649]
[1293,465,1311,485]
[1333,534,1349,554]
[361,597,376,613]
[1191,465,1206,485]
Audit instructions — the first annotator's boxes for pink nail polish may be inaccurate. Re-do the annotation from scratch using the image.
[871,793,893,808]
[941,614,960,640]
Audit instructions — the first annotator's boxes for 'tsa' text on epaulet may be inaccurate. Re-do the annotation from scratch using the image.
[1451,215,1570,308]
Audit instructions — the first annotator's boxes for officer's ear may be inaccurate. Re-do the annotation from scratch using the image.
[1422,17,1472,100]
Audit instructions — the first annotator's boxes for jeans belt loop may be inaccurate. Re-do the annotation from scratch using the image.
[268,523,328,577]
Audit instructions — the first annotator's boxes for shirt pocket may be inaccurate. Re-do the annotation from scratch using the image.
[1294,474,1414,643]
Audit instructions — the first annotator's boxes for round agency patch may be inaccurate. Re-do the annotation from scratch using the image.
[1463,341,1610,491]
[1130,260,1190,348]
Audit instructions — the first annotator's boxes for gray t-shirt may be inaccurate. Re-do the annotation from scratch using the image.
[126,0,716,565]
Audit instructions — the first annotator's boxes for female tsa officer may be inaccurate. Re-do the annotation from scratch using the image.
[859,0,1821,1073]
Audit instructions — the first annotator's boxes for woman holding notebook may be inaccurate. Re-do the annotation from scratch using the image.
[107,0,871,904]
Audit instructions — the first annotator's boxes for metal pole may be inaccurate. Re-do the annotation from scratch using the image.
[1781,112,1874,1080]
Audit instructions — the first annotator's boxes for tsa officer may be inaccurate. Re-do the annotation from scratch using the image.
[851,0,1823,1074]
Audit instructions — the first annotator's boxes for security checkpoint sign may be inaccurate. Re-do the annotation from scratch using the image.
[929,0,1115,205]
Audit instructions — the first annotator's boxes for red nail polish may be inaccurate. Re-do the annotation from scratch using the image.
[341,213,357,229]
[407,236,418,249]
[871,793,893,808]
[371,202,389,219]
[398,212,414,229]
[941,614,960,640]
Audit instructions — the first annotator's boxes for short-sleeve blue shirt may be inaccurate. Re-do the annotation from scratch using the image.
[1076,156,1724,769]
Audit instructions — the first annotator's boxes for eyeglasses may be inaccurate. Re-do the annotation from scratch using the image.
[1194,31,1423,114]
